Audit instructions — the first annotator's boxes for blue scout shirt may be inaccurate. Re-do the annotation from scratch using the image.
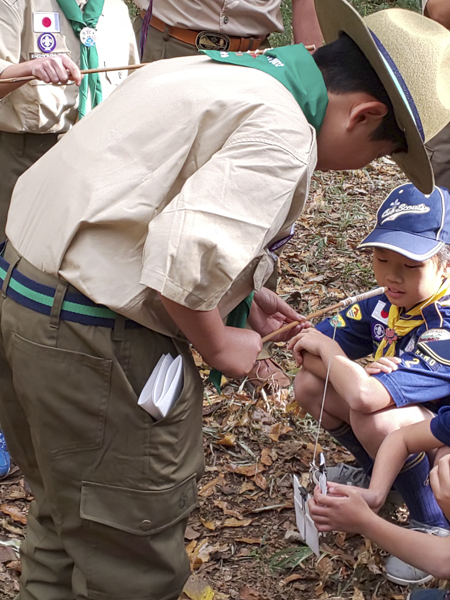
[317,293,450,410]
[431,406,450,446]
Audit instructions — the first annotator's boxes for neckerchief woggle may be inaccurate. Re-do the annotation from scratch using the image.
[56,0,105,119]
[375,278,450,360]
[208,45,328,391]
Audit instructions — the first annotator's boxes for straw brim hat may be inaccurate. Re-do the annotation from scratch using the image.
[314,0,450,194]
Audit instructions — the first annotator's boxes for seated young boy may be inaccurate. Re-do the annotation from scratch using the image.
[308,406,450,599]
[289,183,450,585]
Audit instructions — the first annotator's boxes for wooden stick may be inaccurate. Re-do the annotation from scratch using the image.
[261,286,387,344]
[0,63,149,84]
[0,46,316,85]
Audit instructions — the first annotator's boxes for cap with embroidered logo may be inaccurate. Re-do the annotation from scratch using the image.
[358,183,450,260]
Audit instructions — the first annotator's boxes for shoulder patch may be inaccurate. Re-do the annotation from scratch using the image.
[371,300,389,324]
[346,304,362,321]
[418,329,450,343]
[417,337,450,366]
[330,314,346,328]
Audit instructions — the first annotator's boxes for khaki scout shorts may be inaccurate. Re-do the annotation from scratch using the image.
[0,245,204,600]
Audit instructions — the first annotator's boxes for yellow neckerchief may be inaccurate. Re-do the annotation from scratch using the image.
[374,278,450,359]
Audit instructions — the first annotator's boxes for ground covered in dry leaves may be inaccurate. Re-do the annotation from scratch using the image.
[1,162,446,600]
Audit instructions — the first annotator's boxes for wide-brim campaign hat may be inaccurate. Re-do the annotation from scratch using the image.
[358,183,450,260]
[314,0,450,194]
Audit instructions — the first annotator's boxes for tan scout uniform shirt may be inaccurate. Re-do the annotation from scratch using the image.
[7,55,316,339]
[0,0,139,133]
[133,0,284,38]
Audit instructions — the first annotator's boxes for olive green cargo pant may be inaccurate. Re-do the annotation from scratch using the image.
[0,244,204,600]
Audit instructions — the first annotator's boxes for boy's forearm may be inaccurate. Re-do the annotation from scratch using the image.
[361,512,450,579]
[328,355,393,413]
[369,432,410,508]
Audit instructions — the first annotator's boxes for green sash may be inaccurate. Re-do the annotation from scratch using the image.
[202,44,328,132]
[206,45,328,392]
[56,0,105,119]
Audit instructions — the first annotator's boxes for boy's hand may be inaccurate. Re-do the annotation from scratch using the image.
[248,288,309,341]
[365,356,401,375]
[287,327,342,366]
[430,453,450,520]
[308,483,374,533]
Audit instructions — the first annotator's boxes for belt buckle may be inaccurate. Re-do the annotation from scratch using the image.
[195,31,230,51]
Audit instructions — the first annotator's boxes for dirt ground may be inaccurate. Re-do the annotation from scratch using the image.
[1,162,446,600]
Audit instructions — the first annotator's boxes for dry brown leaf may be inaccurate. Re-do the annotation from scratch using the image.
[222,518,252,528]
[235,537,262,544]
[0,547,17,563]
[252,472,267,490]
[213,500,241,519]
[0,504,27,525]
[198,474,225,497]
[268,422,281,441]
[227,463,265,477]
[239,585,259,600]
[185,525,201,541]
[216,433,236,447]
[283,574,304,585]
[199,517,216,531]
[240,481,256,493]
[351,588,365,600]
[260,448,273,466]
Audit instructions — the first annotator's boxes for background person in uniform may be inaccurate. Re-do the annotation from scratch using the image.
[132,0,323,67]
[0,1,450,598]
[0,0,139,478]
[423,0,450,191]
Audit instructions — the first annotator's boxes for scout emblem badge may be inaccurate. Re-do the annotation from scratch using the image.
[290,286,387,556]
[80,26,97,47]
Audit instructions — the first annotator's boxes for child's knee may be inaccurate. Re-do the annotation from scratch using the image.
[294,368,323,411]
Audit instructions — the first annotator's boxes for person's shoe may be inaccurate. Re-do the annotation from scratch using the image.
[246,358,291,391]
[0,431,11,479]
[327,463,403,504]
[385,521,450,586]
[326,463,371,488]
[408,590,450,600]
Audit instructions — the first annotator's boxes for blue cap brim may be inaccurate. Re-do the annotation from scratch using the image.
[358,229,444,260]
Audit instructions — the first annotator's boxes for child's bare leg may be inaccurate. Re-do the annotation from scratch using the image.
[294,363,373,473]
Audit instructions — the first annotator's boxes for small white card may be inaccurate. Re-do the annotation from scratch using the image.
[138,354,183,421]
[293,475,321,558]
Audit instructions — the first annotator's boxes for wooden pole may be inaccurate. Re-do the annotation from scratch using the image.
[261,286,387,343]
[0,46,316,85]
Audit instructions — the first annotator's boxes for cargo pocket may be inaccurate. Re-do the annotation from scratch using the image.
[10,332,111,457]
[80,474,197,600]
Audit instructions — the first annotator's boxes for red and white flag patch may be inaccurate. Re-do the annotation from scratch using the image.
[33,12,61,33]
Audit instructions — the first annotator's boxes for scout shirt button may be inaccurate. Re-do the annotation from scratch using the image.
[80,26,97,47]
[223,16,229,24]
[140,519,153,531]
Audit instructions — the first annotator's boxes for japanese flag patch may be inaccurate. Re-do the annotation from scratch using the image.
[371,300,389,324]
[33,12,61,33]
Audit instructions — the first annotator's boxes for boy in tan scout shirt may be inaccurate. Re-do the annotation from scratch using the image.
[1,1,450,599]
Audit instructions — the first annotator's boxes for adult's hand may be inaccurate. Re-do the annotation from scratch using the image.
[248,287,309,342]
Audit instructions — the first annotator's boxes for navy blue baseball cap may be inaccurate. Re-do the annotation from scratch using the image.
[358,184,450,261]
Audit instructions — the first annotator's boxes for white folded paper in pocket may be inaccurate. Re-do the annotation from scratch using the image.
[138,353,184,420]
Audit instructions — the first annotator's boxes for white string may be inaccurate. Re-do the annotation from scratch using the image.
[311,322,338,469]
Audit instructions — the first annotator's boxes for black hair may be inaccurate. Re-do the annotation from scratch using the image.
[313,33,407,152]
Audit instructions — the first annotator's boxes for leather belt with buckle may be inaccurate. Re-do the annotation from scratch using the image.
[142,13,263,52]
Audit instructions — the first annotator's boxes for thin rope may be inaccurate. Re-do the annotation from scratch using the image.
[312,323,337,468]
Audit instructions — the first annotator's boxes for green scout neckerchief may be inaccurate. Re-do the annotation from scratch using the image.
[202,44,328,133]
[206,45,328,392]
[56,0,105,119]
